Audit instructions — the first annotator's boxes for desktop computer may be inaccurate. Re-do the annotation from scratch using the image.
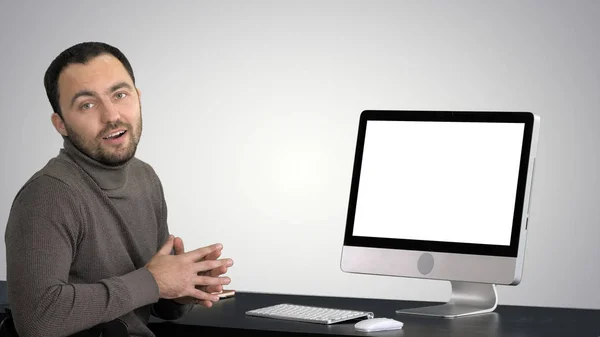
[246,110,540,324]
[340,110,540,318]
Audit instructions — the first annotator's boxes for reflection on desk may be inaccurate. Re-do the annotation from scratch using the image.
[148,291,600,337]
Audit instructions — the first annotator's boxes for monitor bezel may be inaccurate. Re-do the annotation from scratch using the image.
[343,110,535,258]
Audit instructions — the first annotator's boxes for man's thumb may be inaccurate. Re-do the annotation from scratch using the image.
[158,235,175,255]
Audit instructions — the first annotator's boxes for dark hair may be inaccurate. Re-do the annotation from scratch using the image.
[43,42,136,117]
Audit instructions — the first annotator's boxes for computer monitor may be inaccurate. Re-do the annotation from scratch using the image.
[340,110,540,318]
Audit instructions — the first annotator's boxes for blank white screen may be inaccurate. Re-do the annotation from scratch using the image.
[352,121,525,246]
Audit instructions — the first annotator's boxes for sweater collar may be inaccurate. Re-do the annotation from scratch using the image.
[61,137,131,191]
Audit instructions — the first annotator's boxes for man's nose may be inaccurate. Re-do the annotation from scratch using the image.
[101,101,121,123]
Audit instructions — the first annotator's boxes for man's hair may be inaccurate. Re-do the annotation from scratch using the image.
[43,41,136,118]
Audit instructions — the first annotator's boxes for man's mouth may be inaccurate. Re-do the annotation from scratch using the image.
[102,130,127,140]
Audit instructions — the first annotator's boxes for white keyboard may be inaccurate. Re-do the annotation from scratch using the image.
[245,303,374,324]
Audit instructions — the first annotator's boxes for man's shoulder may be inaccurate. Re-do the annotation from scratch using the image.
[7,163,85,250]
[16,158,82,200]
[11,169,80,217]
[37,155,90,188]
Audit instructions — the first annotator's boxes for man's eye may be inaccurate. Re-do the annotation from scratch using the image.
[81,103,95,110]
[115,92,128,99]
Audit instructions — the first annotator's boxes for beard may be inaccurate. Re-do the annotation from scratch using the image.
[64,112,143,167]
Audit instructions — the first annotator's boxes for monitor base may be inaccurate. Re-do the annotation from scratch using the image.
[396,281,498,318]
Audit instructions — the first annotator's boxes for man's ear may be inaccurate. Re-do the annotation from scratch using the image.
[51,113,68,137]
[136,87,141,98]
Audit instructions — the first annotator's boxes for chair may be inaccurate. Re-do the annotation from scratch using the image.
[0,307,129,337]
[0,311,18,337]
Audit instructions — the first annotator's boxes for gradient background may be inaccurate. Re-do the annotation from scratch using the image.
[1,1,599,309]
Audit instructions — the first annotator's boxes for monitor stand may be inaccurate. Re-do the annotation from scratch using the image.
[396,281,498,318]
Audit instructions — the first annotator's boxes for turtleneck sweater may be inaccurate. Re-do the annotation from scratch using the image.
[5,138,192,337]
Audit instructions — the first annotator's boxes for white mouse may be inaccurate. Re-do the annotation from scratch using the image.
[354,317,404,332]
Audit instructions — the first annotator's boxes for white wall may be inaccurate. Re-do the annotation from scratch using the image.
[1,0,599,309]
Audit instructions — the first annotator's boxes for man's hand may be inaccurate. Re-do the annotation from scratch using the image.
[145,235,233,307]
[171,236,233,307]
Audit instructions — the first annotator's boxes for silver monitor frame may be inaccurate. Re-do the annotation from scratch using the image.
[340,110,540,318]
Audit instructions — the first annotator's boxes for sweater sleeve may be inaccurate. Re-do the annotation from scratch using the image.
[5,176,159,337]
[150,176,193,320]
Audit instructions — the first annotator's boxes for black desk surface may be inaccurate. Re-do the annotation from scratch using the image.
[148,291,600,337]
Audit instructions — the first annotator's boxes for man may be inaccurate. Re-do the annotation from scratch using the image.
[4,42,233,337]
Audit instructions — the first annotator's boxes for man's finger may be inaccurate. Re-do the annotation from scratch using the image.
[157,235,174,255]
[184,243,223,261]
[207,265,228,277]
[193,259,232,274]
[197,300,213,307]
[202,249,222,261]
[193,275,231,287]
[189,288,220,302]
[173,237,185,255]
[205,284,223,294]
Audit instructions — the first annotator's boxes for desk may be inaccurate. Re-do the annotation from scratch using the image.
[148,292,599,337]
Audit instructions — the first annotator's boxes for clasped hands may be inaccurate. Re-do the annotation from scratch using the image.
[146,235,234,308]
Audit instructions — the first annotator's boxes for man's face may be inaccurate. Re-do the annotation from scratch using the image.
[52,54,142,166]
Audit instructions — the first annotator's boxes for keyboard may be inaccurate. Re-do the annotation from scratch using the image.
[245,303,375,324]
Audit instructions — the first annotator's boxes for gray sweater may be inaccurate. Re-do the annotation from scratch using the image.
[5,138,192,337]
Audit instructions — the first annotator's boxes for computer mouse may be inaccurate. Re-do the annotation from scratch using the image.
[354,317,404,332]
